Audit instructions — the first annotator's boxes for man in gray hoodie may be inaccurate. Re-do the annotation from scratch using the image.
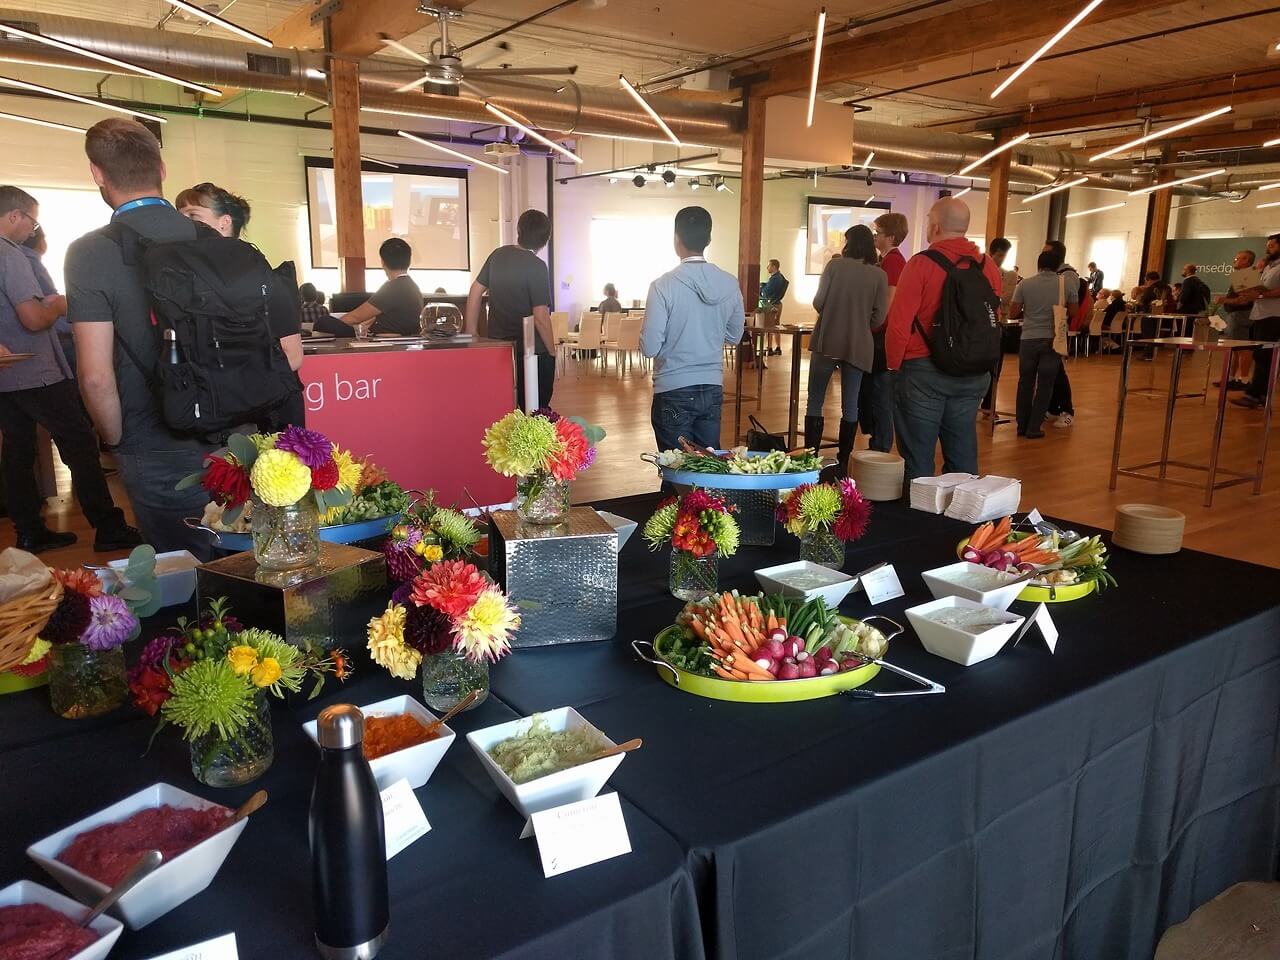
[641,206,745,451]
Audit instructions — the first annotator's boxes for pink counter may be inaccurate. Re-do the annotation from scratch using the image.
[300,339,516,508]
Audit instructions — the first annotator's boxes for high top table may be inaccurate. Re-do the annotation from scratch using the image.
[1109,336,1279,505]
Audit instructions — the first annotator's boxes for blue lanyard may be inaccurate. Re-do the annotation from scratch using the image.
[112,197,171,219]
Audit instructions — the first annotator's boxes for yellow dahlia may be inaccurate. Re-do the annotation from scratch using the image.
[452,586,519,662]
[367,603,421,680]
[250,657,282,688]
[250,448,312,506]
[227,645,259,676]
[332,446,364,492]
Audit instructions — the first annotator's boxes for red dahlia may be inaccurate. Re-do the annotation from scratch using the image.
[310,458,339,491]
[202,454,251,508]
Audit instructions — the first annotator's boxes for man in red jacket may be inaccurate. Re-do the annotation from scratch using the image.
[884,197,1002,482]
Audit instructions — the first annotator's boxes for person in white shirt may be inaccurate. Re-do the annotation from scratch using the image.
[1231,234,1280,409]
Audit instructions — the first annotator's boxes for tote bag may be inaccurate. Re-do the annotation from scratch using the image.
[1052,272,1070,357]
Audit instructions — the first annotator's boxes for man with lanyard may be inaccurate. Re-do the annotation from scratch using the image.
[0,185,138,554]
[67,118,216,557]
[1232,234,1280,410]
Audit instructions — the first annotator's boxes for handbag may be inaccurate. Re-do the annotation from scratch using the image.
[746,415,787,452]
[1052,271,1070,357]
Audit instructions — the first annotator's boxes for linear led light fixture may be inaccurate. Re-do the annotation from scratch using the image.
[991,0,1105,99]
[953,186,972,198]
[1265,136,1280,147]
[397,130,509,174]
[360,155,398,169]
[1022,175,1089,203]
[484,102,583,164]
[1258,200,1280,209]
[807,6,827,127]
[0,22,220,97]
[1128,168,1226,195]
[160,0,272,47]
[864,194,875,204]
[1258,181,1280,191]
[619,74,680,147]
[1089,106,1232,161]
[0,75,166,123]
[0,109,86,133]
[957,132,1030,176]
[1066,201,1127,218]
[1009,209,1033,215]
[861,151,874,169]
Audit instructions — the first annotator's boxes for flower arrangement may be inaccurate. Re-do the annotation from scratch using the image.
[643,489,741,558]
[483,408,605,520]
[777,478,872,542]
[382,489,482,583]
[180,425,359,522]
[367,560,520,680]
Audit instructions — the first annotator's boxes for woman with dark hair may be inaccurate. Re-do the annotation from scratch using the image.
[805,224,888,477]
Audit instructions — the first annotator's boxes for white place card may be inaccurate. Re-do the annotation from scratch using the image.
[858,563,905,605]
[1011,602,1058,653]
[381,778,431,860]
[531,792,632,879]
[1027,508,1044,527]
[142,933,238,960]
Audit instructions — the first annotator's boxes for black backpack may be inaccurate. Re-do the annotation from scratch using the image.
[912,249,1001,377]
[108,222,300,439]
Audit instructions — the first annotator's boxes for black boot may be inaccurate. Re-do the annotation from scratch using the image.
[803,415,824,453]
[821,419,858,480]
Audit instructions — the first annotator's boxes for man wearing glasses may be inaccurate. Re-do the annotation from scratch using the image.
[0,185,137,554]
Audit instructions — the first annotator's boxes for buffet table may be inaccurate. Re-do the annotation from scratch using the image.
[2,497,1278,960]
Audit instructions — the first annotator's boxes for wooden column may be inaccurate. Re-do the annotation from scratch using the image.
[1143,145,1175,276]
[984,138,1011,243]
[329,58,365,292]
[737,93,767,311]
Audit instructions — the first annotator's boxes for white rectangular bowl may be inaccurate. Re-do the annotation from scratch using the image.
[755,560,857,608]
[905,595,1025,667]
[0,880,124,960]
[27,783,245,929]
[302,695,455,790]
[920,561,1028,612]
[104,550,198,608]
[466,707,624,822]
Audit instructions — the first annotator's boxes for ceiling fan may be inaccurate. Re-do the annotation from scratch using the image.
[381,3,578,96]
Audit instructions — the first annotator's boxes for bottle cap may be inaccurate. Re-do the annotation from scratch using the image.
[317,703,365,749]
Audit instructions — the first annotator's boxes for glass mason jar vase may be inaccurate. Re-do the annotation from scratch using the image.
[669,549,719,602]
[515,472,570,525]
[800,528,845,569]
[190,691,274,788]
[47,644,126,720]
[421,648,489,713]
[251,494,320,570]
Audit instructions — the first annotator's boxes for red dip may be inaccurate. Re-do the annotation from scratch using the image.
[57,804,229,886]
[0,903,99,960]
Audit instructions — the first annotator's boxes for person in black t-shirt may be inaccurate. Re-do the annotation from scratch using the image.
[340,238,423,337]
[465,210,555,409]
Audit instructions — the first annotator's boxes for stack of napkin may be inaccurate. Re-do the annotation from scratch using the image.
[943,476,1023,523]
[909,473,978,514]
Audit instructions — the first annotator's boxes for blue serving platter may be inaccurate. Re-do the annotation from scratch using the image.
[209,513,400,553]
[656,450,820,490]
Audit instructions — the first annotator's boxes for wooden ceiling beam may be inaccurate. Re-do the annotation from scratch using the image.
[1083,121,1280,155]
[735,0,1172,99]
[260,0,475,55]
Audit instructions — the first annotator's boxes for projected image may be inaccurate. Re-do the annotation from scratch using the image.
[806,200,887,274]
[305,159,469,271]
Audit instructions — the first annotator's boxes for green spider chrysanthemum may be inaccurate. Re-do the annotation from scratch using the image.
[700,509,741,558]
[431,507,480,551]
[249,432,281,453]
[237,627,305,695]
[483,411,560,477]
[798,484,842,531]
[643,503,678,551]
[161,658,255,741]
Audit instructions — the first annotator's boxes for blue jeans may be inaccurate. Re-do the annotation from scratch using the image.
[652,385,723,452]
[114,444,219,560]
[893,357,989,482]
[806,352,863,421]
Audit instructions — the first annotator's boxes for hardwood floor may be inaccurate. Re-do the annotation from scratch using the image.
[8,344,1279,570]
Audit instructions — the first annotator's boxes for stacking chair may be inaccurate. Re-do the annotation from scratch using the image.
[576,312,604,374]
[603,311,623,346]
[602,316,645,377]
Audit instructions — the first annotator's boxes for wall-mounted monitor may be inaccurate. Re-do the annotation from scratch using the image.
[805,196,891,274]
[304,156,469,271]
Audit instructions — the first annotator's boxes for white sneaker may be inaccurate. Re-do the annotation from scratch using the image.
[1052,414,1074,428]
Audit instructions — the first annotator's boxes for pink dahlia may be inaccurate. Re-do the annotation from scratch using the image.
[410,560,486,619]
[547,418,591,481]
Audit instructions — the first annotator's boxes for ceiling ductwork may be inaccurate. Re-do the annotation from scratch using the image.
[2,10,1276,197]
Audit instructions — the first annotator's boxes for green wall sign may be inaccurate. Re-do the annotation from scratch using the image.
[1163,236,1270,294]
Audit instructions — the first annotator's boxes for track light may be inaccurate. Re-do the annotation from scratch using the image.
[690,178,701,190]
[1089,106,1233,161]
[1258,181,1280,191]
[1065,201,1128,219]
[860,151,875,170]
[714,176,731,193]
[956,132,1030,176]
[953,186,972,198]
[633,174,646,188]
[1265,136,1280,148]
[662,169,676,185]
[864,194,875,205]
[619,74,681,147]
[1127,168,1226,196]
[0,21,221,97]
[807,6,827,127]
[1022,175,1088,203]
[864,173,873,187]
[484,102,583,164]
[397,130,509,175]
[160,0,273,47]
[0,110,86,133]
[0,76,166,123]
[990,0,1104,99]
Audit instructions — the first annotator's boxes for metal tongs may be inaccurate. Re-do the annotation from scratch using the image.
[839,617,946,699]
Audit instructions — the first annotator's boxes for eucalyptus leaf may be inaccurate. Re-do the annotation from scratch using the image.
[227,433,258,468]
[119,585,148,602]
[568,415,607,444]
[126,544,156,573]
[175,472,205,491]
[133,590,163,619]
[224,501,245,525]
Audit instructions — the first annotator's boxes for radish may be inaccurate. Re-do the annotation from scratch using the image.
[785,635,805,658]
[839,657,865,672]
[798,658,818,679]
[777,660,801,681]
[795,650,809,662]
[819,662,839,676]
[814,646,833,663]
[754,656,777,674]
[760,638,785,659]
[768,628,787,643]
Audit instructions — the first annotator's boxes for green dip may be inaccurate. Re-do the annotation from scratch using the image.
[488,715,609,784]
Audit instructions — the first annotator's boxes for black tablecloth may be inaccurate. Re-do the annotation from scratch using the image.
[3,495,1278,960]
[488,495,1280,960]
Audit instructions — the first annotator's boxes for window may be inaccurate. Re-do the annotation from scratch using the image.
[19,187,110,292]
[589,217,680,305]
[1085,234,1127,289]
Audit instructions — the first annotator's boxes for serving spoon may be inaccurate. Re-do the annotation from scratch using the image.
[422,688,480,736]
[225,789,268,830]
[587,737,643,763]
[79,849,163,928]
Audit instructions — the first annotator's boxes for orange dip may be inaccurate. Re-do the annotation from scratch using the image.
[363,713,440,760]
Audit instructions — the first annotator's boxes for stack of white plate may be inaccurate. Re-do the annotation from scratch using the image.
[851,451,905,501]
[1113,503,1184,555]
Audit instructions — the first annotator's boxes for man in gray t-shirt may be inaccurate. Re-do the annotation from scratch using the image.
[1009,249,1077,438]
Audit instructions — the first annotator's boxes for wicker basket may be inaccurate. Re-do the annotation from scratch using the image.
[0,579,63,673]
